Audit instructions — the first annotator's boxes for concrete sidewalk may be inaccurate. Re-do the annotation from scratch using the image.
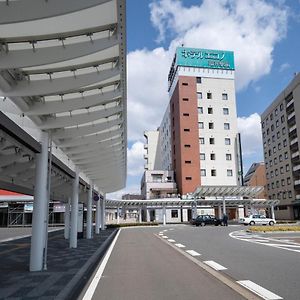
[84,227,249,300]
[0,227,117,300]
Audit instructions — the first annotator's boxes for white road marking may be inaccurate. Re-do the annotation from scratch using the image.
[162,236,168,239]
[167,239,176,242]
[230,230,300,254]
[82,229,121,300]
[204,260,227,271]
[163,230,168,232]
[186,250,201,256]
[175,243,186,248]
[237,280,283,300]
[158,233,163,236]
[169,228,174,231]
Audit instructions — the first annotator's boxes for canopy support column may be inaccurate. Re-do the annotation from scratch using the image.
[70,168,79,248]
[86,184,93,239]
[95,199,100,234]
[30,131,49,272]
[64,197,71,239]
[163,205,166,226]
[101,194,106,230]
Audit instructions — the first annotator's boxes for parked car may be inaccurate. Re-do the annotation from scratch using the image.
[194,215,222,226]
[239,214,276,226]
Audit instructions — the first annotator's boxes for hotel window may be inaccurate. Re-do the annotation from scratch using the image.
[210,153,216,160]
[273,146,276,154]
[282,127,286,135]
[283,192,286,199]
[284,152,288,159]
[270,113,273,120]
[276,120,279,128]
[281,115,285,123]
[277,131,280,138]
[226,153,232,160]
[275,169,279,176]
[263,132,266,138]
[272,135,275,142]
[207,92,212,99]
[200,169,206,176]
[196,77,202,84]
[268,139,271,145]
[200,153,205,160]
[184,128,190,132]
[275,108,278,116]
[287,177,291,185]
[262,122,265,128]
[224,123,230,130]
[267,128,269,135]
[199,137,205,144]
[222,93,228,100]
[183,98,189,101]
[183,113,189,116]
[283,139,287,147]
[198,122,204,129]
[198,107,203,114]
[208,107,213,114]
[279,154,283,162]
[289,191,292,198]
[225,138,231,145]
[286,164,290,171]
[171,210,178,218]
[197,92,202,100]
[185,177,192,180]
[209,122,214,129]
[185,160,191,164]
[182,82,188,86]
[278,143,281,150]
[209,138,215,144]
[281,179,285,186]
[227,169,233,176]
[223,108,229,115]
[280,103,283,111]
[274,157,278,165]
[269,160,273,166]
[211,169,217,176]
[271,124,274,131]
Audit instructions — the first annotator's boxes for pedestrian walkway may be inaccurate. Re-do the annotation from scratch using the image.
[82,227,246,300]
[0,228,117,300]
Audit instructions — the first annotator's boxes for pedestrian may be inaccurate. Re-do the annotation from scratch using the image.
[222,213,228,226]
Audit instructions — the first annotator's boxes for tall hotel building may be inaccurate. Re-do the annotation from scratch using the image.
[261,73,300,220]
[143,47,242,199]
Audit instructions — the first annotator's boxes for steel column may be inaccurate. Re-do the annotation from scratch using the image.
[101,194,106,230]
[70,168,79,248]
[30,131,49,271]
[86,184,93,239]
[95,199,100,234]
[64,197,71,239]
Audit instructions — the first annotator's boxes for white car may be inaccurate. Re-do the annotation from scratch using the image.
[239,214,276,226]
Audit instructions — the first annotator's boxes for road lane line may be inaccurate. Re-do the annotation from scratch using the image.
[162,236,168,239]
[82,229,121,300]
[175,243,185,248]
[237,280,283,300]
[158,233,163,235]
[167,239,176,242]
[186,250,201,256]
[204,260,227,271]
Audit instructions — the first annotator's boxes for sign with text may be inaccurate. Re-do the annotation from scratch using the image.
[176,47,235,70]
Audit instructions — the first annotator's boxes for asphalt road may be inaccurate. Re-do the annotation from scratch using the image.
[160,224,300,300]
[88,227,246,300]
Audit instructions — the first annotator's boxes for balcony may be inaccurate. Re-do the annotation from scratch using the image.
[286,98,294,109]
[144,154,148,159]
[289,124,297,133]
[144,164,149,170]
[144,144,148,149]
[293,164,300,172]
[288,111,296,121]
[295,179,300,186]
[292,151,300,159]
[290,138,298,150]
[296,194,300,200]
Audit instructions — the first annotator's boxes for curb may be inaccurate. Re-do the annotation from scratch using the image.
[56,228,118,300]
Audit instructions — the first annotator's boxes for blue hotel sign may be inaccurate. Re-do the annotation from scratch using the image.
[176,47,235,70]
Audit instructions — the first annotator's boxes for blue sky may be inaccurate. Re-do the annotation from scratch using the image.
[109,0,300,198]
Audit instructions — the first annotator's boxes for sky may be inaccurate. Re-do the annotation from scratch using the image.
[108,0,300,198]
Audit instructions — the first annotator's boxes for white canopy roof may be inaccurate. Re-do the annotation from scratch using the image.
[0,0,127,193]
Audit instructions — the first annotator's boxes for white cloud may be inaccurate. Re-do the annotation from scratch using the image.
[237,113,263,158]
[127,141,146,176]
[150,0,288,90]
[127,48,171,141]
[279,62,290,72]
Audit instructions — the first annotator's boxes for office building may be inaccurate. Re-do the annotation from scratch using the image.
[261,73,300,219]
